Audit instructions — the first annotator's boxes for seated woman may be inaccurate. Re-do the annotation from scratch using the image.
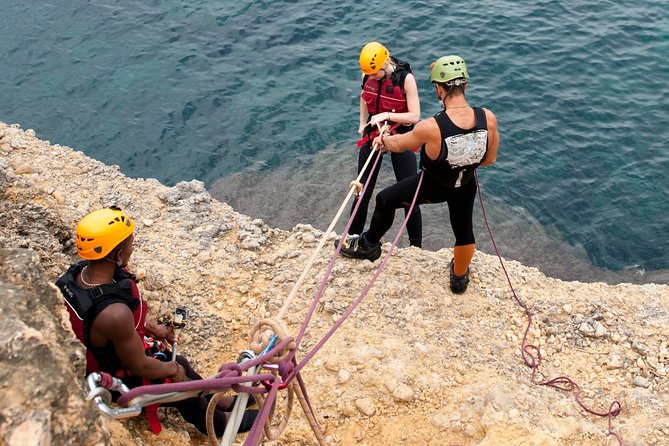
[56,206,257,436]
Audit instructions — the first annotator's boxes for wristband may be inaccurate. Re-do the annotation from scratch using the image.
[170,362,183,381]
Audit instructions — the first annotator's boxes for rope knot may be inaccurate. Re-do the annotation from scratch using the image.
[277,359,294,382]
[218,362,243,376]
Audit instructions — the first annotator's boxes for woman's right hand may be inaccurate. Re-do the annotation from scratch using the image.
[358,123,366,135]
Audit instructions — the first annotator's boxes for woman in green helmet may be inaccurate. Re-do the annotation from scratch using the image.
[339,55,500,294]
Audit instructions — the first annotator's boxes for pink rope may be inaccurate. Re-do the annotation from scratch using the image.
[290,171,425,378]
[473,170,624,445]
[116,337,295,405]
[293,147,384,347]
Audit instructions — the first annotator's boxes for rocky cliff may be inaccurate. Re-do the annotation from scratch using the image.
[0,121,667,446]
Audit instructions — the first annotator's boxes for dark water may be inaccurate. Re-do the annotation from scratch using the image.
[2,0,667,284]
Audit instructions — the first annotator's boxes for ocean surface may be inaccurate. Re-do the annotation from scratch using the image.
[2,0,667,284]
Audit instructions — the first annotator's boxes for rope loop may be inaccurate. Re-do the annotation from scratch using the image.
[522,344,541,369]
[542,376,577,393]
[249,318,295,361]
[257,381,295,440]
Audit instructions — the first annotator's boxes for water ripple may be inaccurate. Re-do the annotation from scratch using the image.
[1,0,667,279]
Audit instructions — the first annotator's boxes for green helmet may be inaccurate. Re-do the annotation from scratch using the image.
[430,55,469,84]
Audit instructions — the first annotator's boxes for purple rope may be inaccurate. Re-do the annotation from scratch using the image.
[242,372,282,445]
[293,147,384,348]
[116,337,295,405]
[473,170,624,446]
[290,170,425,378]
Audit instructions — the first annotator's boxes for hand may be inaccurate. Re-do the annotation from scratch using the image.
[357,123,366,135]
[170,362,189,382]
[148,322,175,344]
[373,133,390,152]
[368,112,390,129]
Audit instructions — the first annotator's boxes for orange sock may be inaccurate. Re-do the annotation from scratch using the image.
[453,244,475,276]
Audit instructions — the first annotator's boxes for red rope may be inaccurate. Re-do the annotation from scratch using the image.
[474,170,624,445]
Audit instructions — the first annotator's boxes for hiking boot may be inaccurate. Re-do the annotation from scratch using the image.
[339,233,381,261]
[449,259,470,294]
[333,233,359,250]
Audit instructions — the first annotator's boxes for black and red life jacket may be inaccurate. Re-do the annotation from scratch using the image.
[360,56,413,116]
[357,57,417,150]
[55,261,147,376]
[55,262,168,434]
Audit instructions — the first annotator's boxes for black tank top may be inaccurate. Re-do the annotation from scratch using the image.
[420,107,488,188]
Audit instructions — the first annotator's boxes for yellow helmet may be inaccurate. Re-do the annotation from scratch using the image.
[359,41,389,75]
[75,207,135,260]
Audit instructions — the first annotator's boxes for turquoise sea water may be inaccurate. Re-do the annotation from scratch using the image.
[2,1,667,284]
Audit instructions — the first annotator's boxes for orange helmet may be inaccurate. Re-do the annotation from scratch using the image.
[75,207,135,260]
[359,41,389,75]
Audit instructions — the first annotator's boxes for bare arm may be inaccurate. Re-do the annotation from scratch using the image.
[479,109,499,166]
[92,304,182,380]
[373,118,439,154]
[358,95,368,135]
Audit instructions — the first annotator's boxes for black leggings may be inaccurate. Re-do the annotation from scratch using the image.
[366,172,477,247]
[162,356,227,436]
[350,141,422,247]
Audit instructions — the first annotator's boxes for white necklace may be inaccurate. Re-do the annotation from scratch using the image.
[80,266,102,287]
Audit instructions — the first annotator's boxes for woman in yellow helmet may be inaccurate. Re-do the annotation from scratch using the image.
[342,41,422,248]
[56,206,257,436]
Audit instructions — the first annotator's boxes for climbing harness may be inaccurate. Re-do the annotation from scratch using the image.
[474,170,624,445]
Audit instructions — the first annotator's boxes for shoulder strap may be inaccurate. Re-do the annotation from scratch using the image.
[473,107,488,130]
[361,74,369,90]
[391,57,412,90]
[56,264,137,321]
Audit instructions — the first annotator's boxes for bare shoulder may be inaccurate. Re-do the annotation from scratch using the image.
[483,108,498,127]
[94,303,135,336]
[415,116,438,134]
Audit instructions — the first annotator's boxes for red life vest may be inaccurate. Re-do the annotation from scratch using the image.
[360,57,412,116]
